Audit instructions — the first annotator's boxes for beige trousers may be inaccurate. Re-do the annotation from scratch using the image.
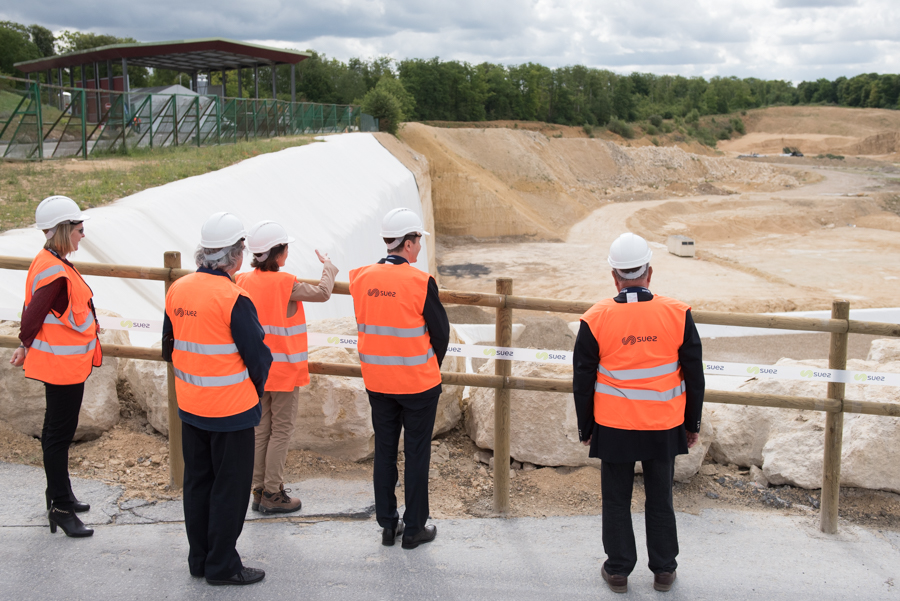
[252,389,299,494]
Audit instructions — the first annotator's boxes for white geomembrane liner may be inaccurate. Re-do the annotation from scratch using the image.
[0,134,428,346]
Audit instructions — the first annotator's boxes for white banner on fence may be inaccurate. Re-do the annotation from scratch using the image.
[0,308,164,335]
[4,309,900,386]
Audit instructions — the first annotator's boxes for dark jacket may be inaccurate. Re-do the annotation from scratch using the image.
[572,286,704,462]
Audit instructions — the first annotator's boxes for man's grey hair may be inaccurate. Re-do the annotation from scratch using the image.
[194,240,244,271]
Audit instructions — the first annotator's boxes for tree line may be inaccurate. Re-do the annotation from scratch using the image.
[2,20,898,134]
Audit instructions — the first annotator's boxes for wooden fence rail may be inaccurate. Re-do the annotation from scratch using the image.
[2,253,900,532]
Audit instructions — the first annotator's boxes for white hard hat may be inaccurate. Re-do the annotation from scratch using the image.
[200,212,246,248]
[381,208,430,239]
[35,196,90,230]
[608,233,652,270]
[247,221,295,254]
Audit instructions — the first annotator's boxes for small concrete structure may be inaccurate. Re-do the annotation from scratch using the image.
[667,235,696,257]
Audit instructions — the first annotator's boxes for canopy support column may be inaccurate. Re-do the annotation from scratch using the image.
[290,64,296,104]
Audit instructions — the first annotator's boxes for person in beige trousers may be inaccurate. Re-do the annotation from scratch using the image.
[235,221,338,513]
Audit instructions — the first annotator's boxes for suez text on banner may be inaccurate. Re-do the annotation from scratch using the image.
[2,309,899,385]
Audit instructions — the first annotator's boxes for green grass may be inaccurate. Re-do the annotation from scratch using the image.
[0,135,316,232]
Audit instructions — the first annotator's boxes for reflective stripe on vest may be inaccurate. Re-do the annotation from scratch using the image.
[174,340,239,355]
[272,351,308,364]
[31,337,97,356]
[31,265,64,295]
[597,360,680,381]
[173,367,250,387]
[262,323,308,337]
[358,348,435,367]
[593,380,686,402]
[235,269,309,392]
[357,323,428,338]
[43,308,96,333]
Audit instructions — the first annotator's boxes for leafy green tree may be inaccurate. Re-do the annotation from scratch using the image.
[372,76,415,120]
[27,24,54,57]
[57,30,148,87]
[0,23,40,77]
[360,86,402,134]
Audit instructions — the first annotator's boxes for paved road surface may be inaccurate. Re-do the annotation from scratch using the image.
[1,462,898,600]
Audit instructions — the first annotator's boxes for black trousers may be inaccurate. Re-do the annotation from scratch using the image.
[601,457,679,576]
[181,422,254,580]
[42,382,84,508]
[368,390,439,538]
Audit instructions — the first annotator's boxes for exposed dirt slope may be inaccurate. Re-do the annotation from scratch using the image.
[720,106,900,156]
[399,123,799,240]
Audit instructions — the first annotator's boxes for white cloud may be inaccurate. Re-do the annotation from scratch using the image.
[1,0,897,81]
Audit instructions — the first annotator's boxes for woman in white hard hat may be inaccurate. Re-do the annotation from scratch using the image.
[9,195,102,538]
[235,221,338,514]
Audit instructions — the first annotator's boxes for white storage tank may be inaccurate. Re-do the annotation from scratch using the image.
[667,235,695,258]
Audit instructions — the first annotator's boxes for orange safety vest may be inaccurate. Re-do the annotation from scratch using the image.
[165,272,259,418]
[235,269,308,391]
[349,262,441,395]
[23,249,102,385]
[581,295,689,431]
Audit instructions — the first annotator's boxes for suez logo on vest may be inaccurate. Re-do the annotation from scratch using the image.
[366,288,397,298]
[173,308,198,318]
[621,334,658,345]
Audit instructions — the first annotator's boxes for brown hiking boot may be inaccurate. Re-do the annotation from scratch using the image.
[259,485,302,514]
[601,566,627,594]
[251,487,262,512]
[654,571,676,592]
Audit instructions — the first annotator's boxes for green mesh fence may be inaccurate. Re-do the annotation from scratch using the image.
[0,74,377,161]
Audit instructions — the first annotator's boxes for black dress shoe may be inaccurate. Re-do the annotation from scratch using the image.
[48,504,94,538]
[382,521,405,546]
[401,524,437,549]
[206,567,265,586]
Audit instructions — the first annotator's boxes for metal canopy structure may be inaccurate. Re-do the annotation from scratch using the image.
[13,38,311,101]
[14,38,309,73]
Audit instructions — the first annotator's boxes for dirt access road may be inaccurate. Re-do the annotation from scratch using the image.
[437,162,900,314]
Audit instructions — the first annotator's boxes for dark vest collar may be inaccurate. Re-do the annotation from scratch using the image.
[613,286,653,303]
[379,255,409,265]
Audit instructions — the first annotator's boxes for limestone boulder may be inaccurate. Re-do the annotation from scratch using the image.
[868,338,900,363]
[465,358,711,481]
[707,357,900,494]
[118,341,168,435]
[0,311,127,441]
[466,359,599,467]
[672,415,715,482]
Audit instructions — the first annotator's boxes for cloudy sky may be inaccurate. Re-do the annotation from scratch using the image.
[3,0,897,81]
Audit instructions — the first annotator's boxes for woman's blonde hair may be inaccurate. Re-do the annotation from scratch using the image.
[43,221,81,256]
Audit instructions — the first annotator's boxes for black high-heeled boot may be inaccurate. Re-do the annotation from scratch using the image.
[46,491,90,513]
[48,504,94,537]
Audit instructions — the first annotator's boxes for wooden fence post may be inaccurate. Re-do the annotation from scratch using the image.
[164,251,184,490]
[820,299,849,533]
[493,278,513,515]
